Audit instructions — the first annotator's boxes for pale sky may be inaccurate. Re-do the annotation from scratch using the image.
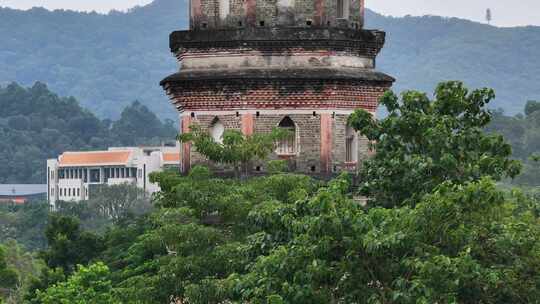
[0,0,538,27]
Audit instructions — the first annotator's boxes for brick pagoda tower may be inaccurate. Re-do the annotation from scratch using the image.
[160,0,394,175]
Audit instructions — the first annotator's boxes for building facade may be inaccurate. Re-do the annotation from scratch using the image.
[160,0,394,175]
[46,145,180,208]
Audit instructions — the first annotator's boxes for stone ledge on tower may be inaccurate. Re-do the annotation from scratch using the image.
[169,27,386,57]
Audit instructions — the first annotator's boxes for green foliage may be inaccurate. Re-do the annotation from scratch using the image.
[179,125,290,177]
[36,262,120,304]
[20,168,540,303]
[267,160,289,174]
[0,246,18,298]
[104,170,317,303]
[54,184,152,234]
[349,81,521,207]
[486,102,540,186]
[24,267,66,304]
[0,240,42,304]
[41,215,104,274]
[0,202,48,251]
[75,162,535,303]
[0,82,176,184]
[110,101,177,146]
[225,177,540,303]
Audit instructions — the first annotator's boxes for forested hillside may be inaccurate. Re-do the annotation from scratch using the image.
[0,82,176,184]
[487,100,540,186]
[0,0,538,119]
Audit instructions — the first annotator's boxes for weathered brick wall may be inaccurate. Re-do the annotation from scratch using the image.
[168,79,389,113]
[294,0,316,25]
[253,114,321,172]
[256,0,278,26]
[332,114,347,171]
[187,114,242,171]
[229,0,245,26]
[184,111,373,175]
[191,0,365,29]
[331,114,370,172]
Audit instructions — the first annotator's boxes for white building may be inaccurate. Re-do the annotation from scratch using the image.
[46,145,180,208]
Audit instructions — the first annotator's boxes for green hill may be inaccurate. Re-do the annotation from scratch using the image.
[0,0,539,118]
[0,82,176,184]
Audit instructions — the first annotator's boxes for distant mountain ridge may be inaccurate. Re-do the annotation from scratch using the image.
[0,0,538,118]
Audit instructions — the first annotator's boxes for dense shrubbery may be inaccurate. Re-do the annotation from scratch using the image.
[0,82,176,184]
[13,169,538,303]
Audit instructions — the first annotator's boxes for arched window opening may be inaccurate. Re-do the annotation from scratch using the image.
[277,116,297,155]
[210,117,225,144]
[345,125,358,163]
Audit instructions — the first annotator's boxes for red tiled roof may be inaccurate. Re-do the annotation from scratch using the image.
[59,151,131,166]
[163,153,180,163]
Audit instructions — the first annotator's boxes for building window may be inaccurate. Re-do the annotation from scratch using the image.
[276,116,297,155]
[345,126,358,163]
[90,169,100,183]
[77,188,80,197]
[210,117,225,144]
[121,168,125,178]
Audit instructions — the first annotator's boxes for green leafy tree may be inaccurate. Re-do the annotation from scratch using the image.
[225,176,540,304]
[0,245,18,301]
[36,262,120,304]
[86,184,151,222]
[0,202,48,251]
[179,125,290,177]
[349,81,521,207]
[111,101,177,146]
[40,215,104,274]
[24,267,65,304]
[0,240,44,304]
[111,168,316,303]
